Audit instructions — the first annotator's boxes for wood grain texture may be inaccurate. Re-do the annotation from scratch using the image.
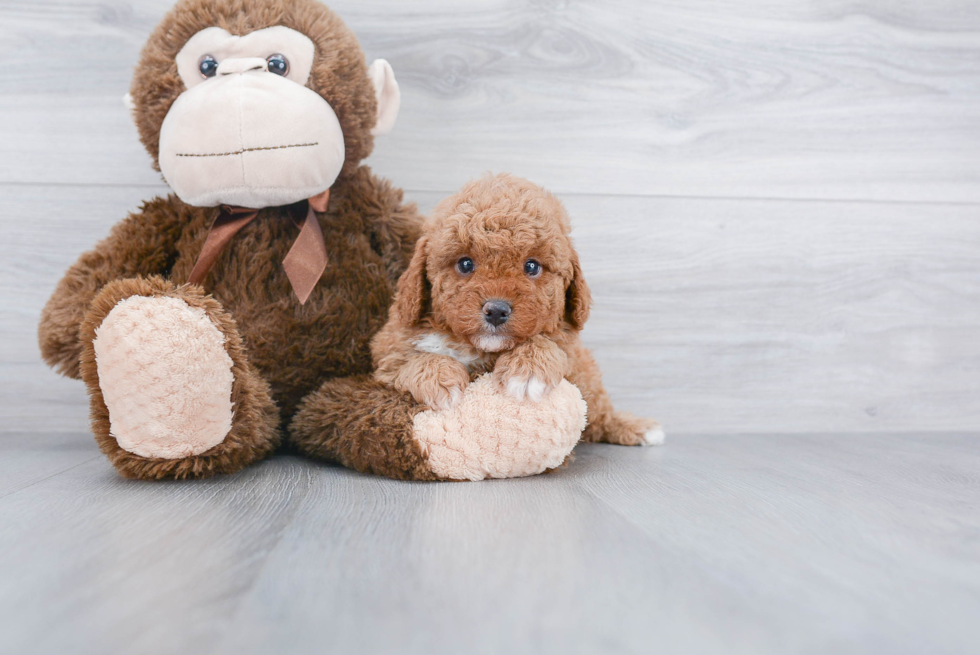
[0,0,979,200]
[5,185,978,434]
[568,194,980,434]
[1,3,978,652]
[0,434,977,655]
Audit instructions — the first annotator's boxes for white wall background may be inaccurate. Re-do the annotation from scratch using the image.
[1,0,978,434]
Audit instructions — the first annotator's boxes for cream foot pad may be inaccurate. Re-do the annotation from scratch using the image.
[412,374,587,481]
[93,295,235,459]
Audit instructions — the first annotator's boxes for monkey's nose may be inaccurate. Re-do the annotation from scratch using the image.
[217,57,268,76]
[482,300,512,327]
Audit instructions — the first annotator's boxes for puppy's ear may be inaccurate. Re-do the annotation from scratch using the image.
[565,253,592,329]
[393,236,430,326]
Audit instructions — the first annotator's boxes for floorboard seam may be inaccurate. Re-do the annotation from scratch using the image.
[2,180,980,209]
[0,454,102,501]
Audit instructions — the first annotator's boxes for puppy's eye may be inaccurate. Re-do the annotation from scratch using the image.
[456,257,475,275]
[524,259,543,278]
[199,55,218,78]
[267,54,289,76]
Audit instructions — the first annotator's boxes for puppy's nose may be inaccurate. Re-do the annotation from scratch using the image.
[482,300,512,327]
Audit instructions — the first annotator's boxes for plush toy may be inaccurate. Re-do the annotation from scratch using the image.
[289,174,664,481]
[38,0,423,479]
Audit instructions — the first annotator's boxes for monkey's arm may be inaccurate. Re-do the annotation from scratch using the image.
[38,196,189,379]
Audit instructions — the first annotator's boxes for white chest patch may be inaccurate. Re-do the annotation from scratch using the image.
[413,332,481,367]
[472,334,511,353]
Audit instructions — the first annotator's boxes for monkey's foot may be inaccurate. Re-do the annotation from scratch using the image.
[94,295,235,459]
[412,375,586,480]
[80,277,280,479]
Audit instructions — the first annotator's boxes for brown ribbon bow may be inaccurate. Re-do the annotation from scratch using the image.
[188,191,330,305]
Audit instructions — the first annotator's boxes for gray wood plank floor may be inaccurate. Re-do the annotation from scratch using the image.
[1,434,978,655]
[1,1,978,653]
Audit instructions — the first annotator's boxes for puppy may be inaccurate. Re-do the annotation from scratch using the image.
[370,173,663,446]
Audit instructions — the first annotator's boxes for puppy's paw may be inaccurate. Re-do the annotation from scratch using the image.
[419,385,463,412]
[504,373,552,402]
[400,356,470,411]
[494,338,567,403]
[588,412,666,447]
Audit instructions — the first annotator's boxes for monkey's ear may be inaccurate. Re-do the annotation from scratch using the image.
[368,59,400,136]
[393,236,429,326]
[565,253,592,329]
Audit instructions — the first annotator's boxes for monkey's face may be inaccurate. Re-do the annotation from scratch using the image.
[156,25,395,209]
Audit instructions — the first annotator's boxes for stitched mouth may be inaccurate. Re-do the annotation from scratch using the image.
[175,142,318,158]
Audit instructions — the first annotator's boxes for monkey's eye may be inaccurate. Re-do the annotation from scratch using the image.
[198,55,218,78]
[456,257,475,275]
[524,259,543,278]
[267,54,289,76]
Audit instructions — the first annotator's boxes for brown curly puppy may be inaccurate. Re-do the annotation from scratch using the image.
[370,173,664,446]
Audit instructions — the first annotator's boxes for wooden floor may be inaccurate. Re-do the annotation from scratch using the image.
[1,433,977,655]
[2,0,979,653]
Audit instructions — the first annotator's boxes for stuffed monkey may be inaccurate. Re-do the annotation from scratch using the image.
[38,0,421,479]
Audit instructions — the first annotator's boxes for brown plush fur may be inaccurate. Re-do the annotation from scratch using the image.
[370,173,659,445]
[37,0,423,479]
[289,376,441,481]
